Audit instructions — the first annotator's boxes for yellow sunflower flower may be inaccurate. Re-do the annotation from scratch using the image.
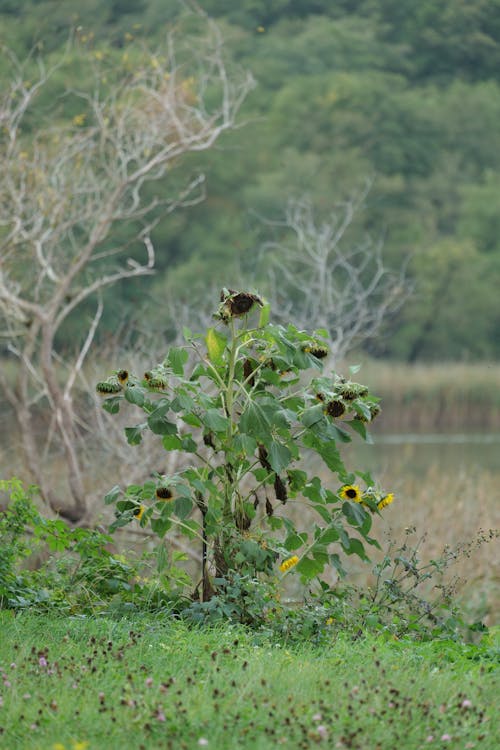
[339,485,363,503]
[279,555,299,573]
[377,493,395,510]
[133,504,145,521]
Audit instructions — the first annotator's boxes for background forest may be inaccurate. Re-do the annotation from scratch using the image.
[1,0,499,361]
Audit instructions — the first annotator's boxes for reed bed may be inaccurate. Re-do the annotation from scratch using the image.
[352,359,500,432]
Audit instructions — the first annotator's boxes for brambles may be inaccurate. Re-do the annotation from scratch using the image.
[98,290,393,604]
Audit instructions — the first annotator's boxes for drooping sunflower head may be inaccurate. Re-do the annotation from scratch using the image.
[326,399,345,418]
[143,370,168,390]
[116,369,129,385]
[155,487,174,501]
[96,380,122,395]
[335,381,369,401]
[302,342,329,359]
[215,288,264,322]
[339,484,363,503]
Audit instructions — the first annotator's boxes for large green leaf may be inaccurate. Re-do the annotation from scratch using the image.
[162,435,183,451]
[239,397,289,439]
[167,347,189,376]
[233,433,257,457]
[296,555,325,580]
[147,403,177,436]
[124,424,146,445]
[284,531,308,551]
[301,404,325,428]
[124,385,145,407]
[102,397,121,414]
[174,496,193,520]
[104,485,121,505]
[342,500,368,528]
[268,441,292,473]
[342,536,369,561]
[302,433,345,473]
[150,517,172,538]
[202,408,229,433]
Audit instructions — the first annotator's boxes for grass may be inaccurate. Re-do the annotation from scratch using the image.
[0,614,498,750]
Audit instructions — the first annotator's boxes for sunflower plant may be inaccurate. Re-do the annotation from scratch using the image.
[97,289,393,600]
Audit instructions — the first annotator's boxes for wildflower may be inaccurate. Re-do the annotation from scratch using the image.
[461,699,472,709]
[441,735,452,742]
[155,487,174,501]
[38,656,48,668]
[134,505,145,521]
[279,555,299,573]
[72,743,89,750]
[326,617,334,626]
[377,493,394,510]
[145,677,153,687]
[198,740,209,747]
[339,485,363,503]
[72,113,86,126]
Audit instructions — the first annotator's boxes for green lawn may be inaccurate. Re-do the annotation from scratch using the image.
[0,614,498,750]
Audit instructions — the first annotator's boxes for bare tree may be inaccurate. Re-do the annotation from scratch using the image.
[258,190,409,362]
[0,25,254,522]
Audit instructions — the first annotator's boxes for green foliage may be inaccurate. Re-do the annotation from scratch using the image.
[98,290,393,608]
[0,478,137,612]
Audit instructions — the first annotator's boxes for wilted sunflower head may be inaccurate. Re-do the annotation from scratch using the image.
[155,487,174,501]
[116,369,129,384]
[96,380,122,395]
[215,288,263,322]
[326,399,345,418]
[302,342,329,359]
[335,381,369,401]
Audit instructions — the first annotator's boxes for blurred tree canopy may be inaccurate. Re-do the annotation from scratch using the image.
[1,0,499,361]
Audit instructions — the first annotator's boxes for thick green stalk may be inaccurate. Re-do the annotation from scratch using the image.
[222,317,238,520]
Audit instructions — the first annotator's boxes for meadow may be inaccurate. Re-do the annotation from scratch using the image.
[0,614,498,750]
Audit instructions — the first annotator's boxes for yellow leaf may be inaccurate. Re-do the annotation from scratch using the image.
[206,328,227,364]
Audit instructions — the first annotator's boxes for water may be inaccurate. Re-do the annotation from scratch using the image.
[343,432,500,480]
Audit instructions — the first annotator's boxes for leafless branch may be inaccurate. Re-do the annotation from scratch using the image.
[258,192,409,362]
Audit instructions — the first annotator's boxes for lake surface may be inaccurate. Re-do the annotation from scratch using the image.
[343,432,500,479]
